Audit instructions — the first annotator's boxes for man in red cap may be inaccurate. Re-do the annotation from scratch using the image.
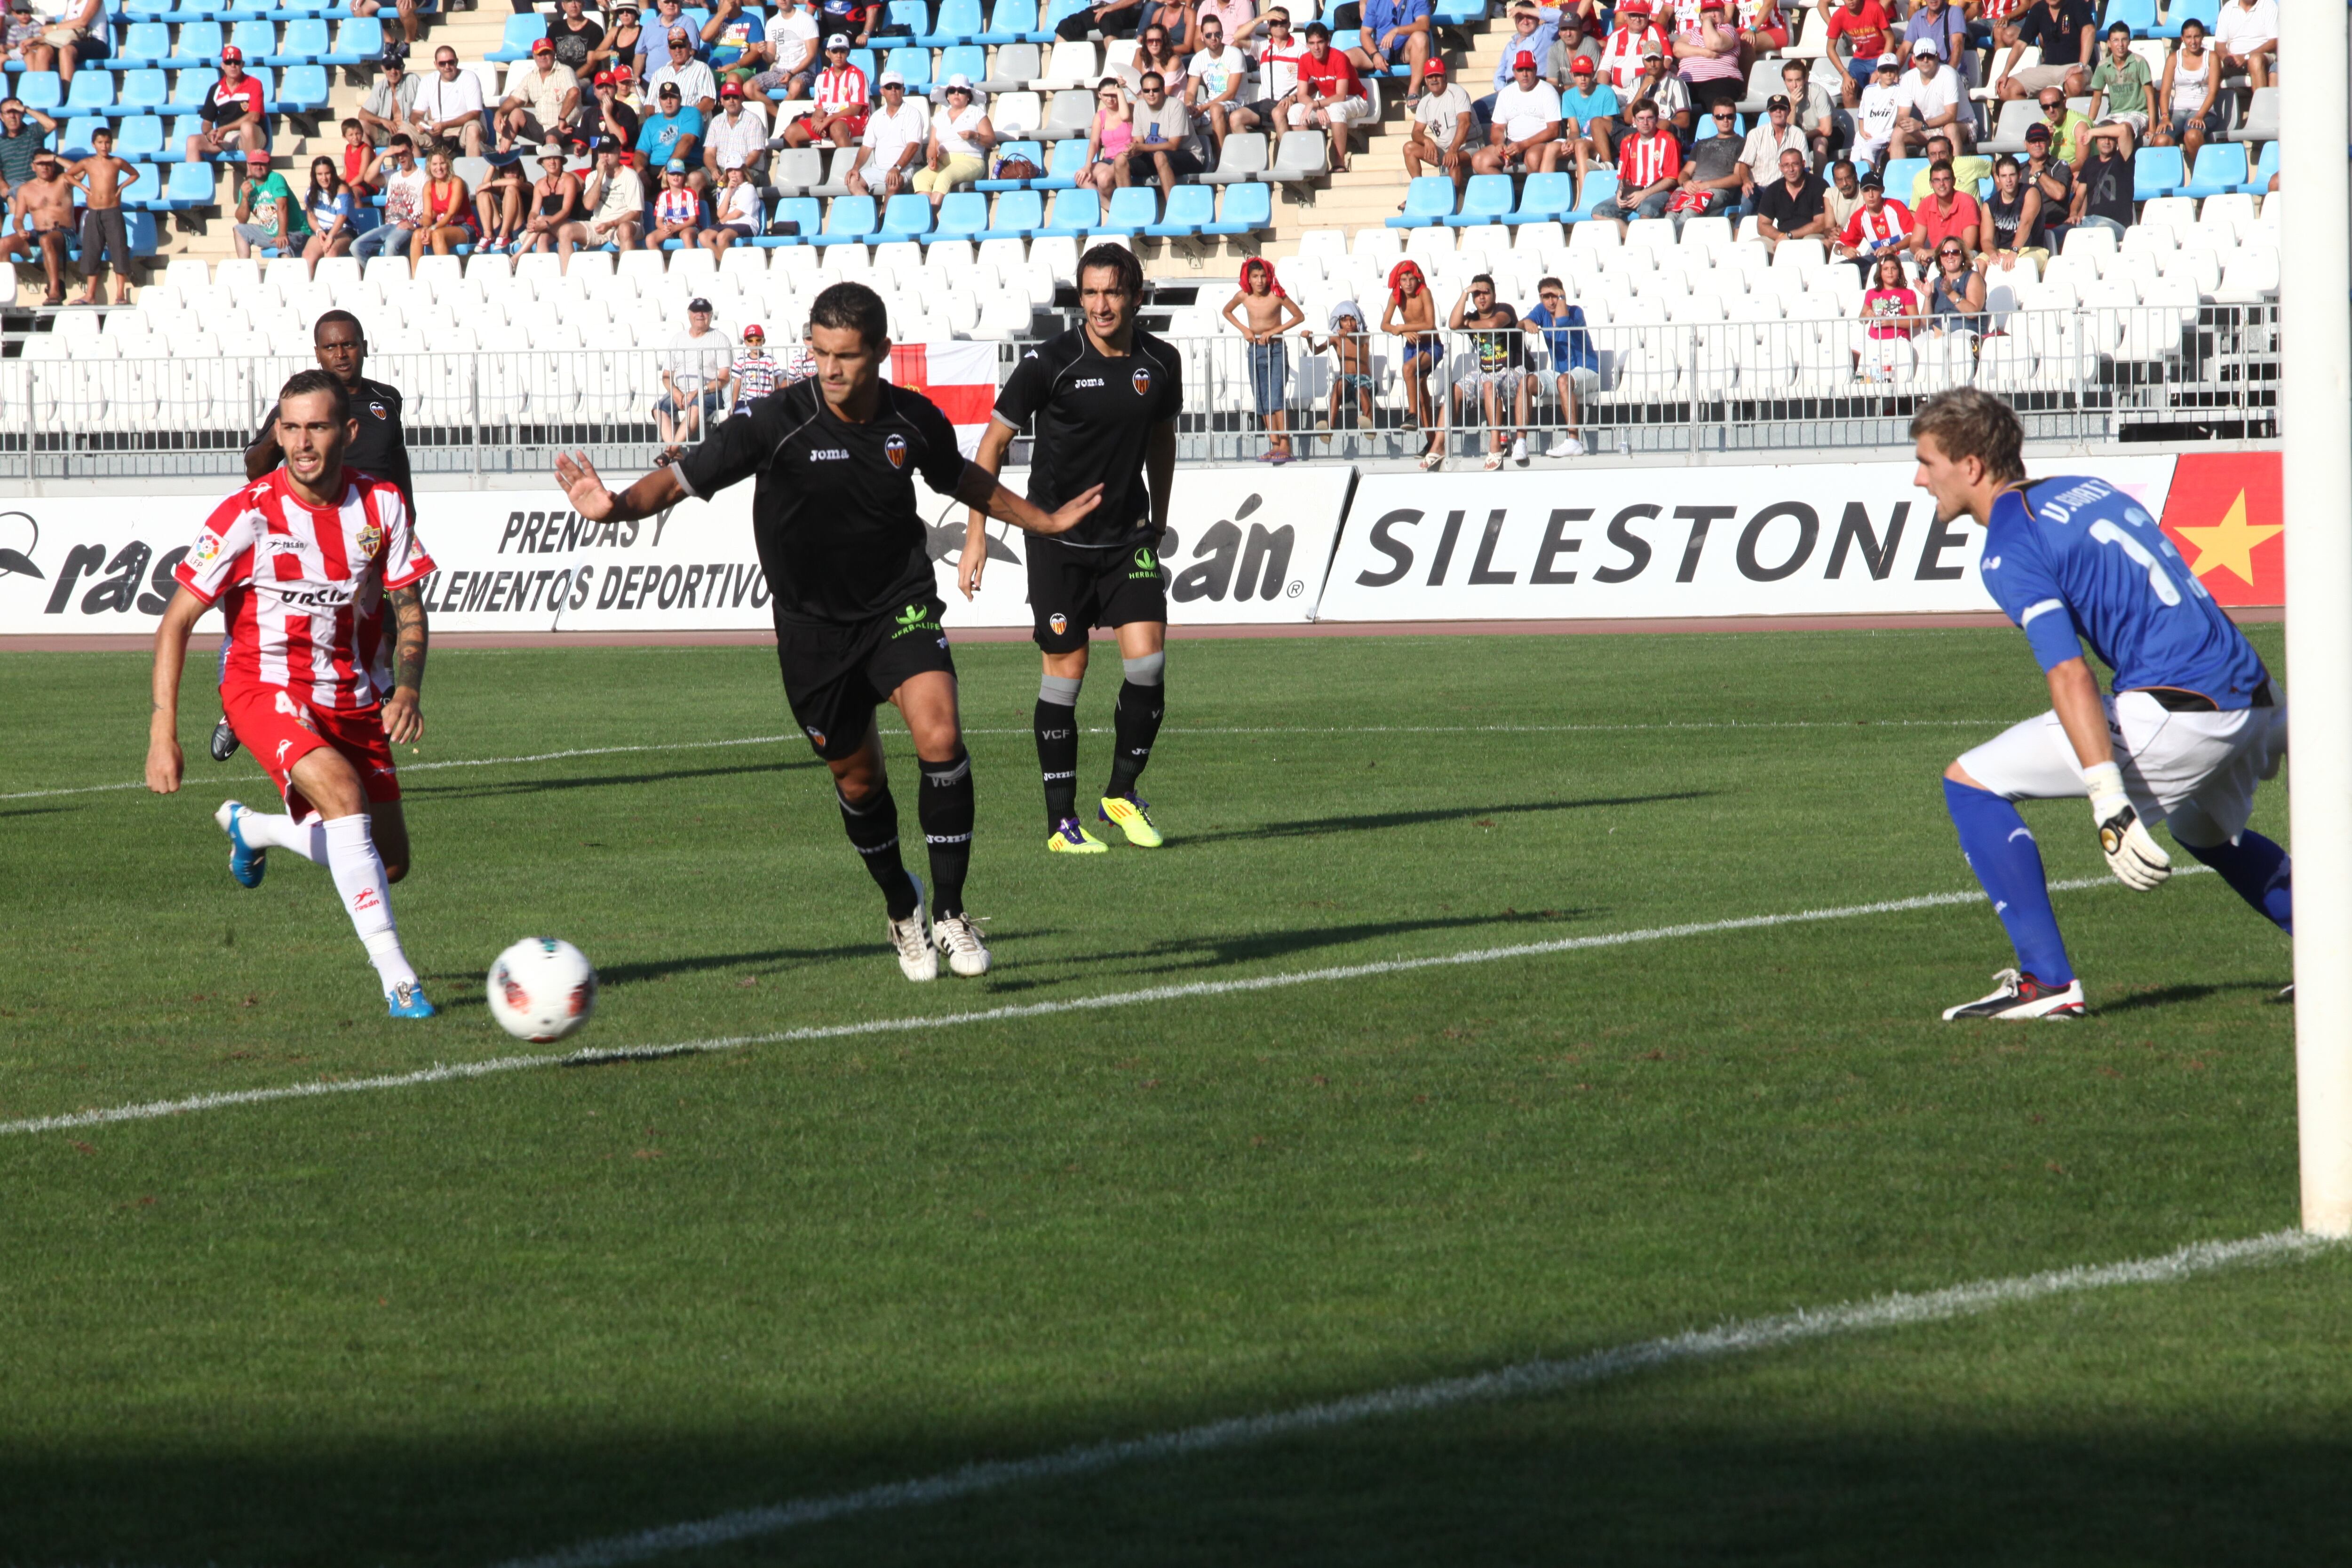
[1598,0,1665,94]
[183,45,266,164]
[1399,55,1471,196]
[1472,48,1563,178]
[496,37,582,154]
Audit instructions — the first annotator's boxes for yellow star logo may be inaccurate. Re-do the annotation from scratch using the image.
[2170,491,2281,589]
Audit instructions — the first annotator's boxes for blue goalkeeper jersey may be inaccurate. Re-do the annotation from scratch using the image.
[1978,475,2269,708]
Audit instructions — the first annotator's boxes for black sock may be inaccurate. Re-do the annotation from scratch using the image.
[918,750,975,919]
[1107,679,1165,798]
[837,785,916,919]
[1034,697,1080,828]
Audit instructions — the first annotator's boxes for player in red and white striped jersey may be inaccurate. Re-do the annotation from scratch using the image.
[145,370,442,1018]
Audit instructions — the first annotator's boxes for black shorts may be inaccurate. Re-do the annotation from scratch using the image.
[773,598,955,760]
[1026,534,1166,654]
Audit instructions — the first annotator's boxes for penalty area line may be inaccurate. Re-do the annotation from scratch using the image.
[493,1228,2337,1568]
[0,719,2013,803]
[0,870,2196,1141]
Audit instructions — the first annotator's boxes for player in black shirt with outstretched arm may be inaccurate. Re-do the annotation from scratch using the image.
[960,243,1182,855]
[554,283,1102,982]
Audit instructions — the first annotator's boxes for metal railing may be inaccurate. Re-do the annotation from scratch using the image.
[0,305,2279,482]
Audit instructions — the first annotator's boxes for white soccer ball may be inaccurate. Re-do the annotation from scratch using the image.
[486,937,598,1043]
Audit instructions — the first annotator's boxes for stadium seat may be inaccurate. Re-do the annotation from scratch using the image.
[320,18,384,66]
[265,18,328,64]
[1444,173,1513,228]
[1504,170,1573,225]
[1879,158,1927,199]
[882,1,930,39]
[980,0,1048,44]
[2100,0,2155,36]
[1981,98,2042,156]
[229,20,277,62]
[2244,140,2278,194]
[935,44,988,88]
[2152,0,2217,37]
[1095,184,1156,236]
[1387,175,1454,229]
[64,71,114,115]
[812,193,879,246]
[2133,145,2185,200]
[275,64,328,114]
[124,0,173,18]
[989,88,1042,136]
[883,46,933,91]
[114,69,169,116]
[1036,186,1100,237]
[2181,143,2244,199]
[57,116,104,157]
[770,147,826,194]
[933,189,990,240]
[1565,169,1618,222]
[1042,88,1093,140]
[164,159,217,207]
[759,194,822,244]
[973,141,1042,191]
[980,42,1041,90]
[14,72,62,113]
[486,12,548,62]
[118,163,164,209]
[1199,131,1267,185]
[1141,183,1212,238]
[115,115,165,158]
[921,0,985,45]
[1202,179,1271,237]
[979,187,1043,239]
[1028,137,1085,189]
[879,191,935,240]
[1268,129,1330,182]
[2234,87,2277,144]
[1040,0,1090,40]
[168,68,219,112]
[115,22,173,68]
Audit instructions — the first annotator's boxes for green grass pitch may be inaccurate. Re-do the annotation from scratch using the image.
[2,627,2346,1567]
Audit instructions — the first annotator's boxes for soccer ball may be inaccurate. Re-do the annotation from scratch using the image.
[486,937,598,1043]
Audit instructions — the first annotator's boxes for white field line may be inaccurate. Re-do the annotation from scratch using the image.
[0,719,2009,803]
[0,869,2201,1141]
[495,1228,2336,1568]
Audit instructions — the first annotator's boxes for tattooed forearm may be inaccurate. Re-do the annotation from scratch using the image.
[390,584,428,692]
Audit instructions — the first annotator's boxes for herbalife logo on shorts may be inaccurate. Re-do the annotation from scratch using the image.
[1129,547,1159,581]
[890,602,939,638]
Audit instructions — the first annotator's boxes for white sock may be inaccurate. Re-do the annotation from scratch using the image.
[321,814,417,993]
[241,809,327,864]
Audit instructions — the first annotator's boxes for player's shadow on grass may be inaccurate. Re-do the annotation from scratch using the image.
[2095,980,2288,1014]
[0,805,67,819]
[404,758,820,801]
[1181,791,1712,845]
[978,909,1597,994]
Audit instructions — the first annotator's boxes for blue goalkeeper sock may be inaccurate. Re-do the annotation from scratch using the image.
[2183,831,2293,934]
[1945,779,2074,986]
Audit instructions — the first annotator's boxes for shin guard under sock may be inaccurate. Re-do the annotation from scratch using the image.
[1944,779,2074,986]
[321,813,416,992]
[2184,830,2293,934]
[838,785,916,919]
[918,750,976,918]
[1107,678,1165,798]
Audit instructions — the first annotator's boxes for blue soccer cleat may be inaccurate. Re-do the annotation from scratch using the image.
[386,980,437,1019]
[213,799,267,888]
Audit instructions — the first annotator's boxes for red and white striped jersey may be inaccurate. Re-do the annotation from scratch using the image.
[812,64,867,115]
[1599,24,1666,91]
[1617,128,1682,190]
[175,467,433,713]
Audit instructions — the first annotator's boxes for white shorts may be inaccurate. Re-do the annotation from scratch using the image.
[1956,689,2288,845]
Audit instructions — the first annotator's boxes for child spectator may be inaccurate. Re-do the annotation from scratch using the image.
[1308,299,1376,441]
[1222,257,1303,464]
[731,321,780,414]
[65,124,135,305]
[1857,250,1918,380]
[1381,258,1441,463]
[648,158,704,246]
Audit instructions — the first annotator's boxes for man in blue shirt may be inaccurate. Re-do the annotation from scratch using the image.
[1552,53,1617,179]
[1913,389,2292,1019]
[1347,0,1431,102]
[634,81,704,178]
[1520,275,1597,458]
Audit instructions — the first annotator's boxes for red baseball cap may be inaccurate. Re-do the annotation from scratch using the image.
[1422,58,1446,74]
[219,44,242,62]
[1570,53,1596,72]
[1513,50,1536,69]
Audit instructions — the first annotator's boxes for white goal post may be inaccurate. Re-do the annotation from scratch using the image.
[2280,2,2352,1237]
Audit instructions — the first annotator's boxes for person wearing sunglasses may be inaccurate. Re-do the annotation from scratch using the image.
[1083,80,1134,196]
[1226,8,1306,137]
[1922,237,1986,336]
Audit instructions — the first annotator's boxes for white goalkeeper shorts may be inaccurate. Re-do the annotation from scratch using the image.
[1956,688,2288,844]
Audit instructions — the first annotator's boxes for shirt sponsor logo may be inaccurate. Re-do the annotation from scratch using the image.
[1074,377,1106,389]
[884,432,908,470]
[1130,546,1160,581]
[890,601,940,638]
[260,534,304,555]
[810,447,852,461]
[193,532,224,567]
[1131,366,1152,397]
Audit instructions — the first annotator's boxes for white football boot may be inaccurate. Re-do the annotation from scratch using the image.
[1942,968,2086,1020]
[887,873,938,982]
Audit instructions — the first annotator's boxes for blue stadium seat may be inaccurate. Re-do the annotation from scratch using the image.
[219,0,279,21]
[114,114,165,157]
[265,18,328,64]
[243,65,277,108]
[1094,184,1155,235]
[485,12,548,62]
[979,186,1042,238]
[920,0,984,46]
[757,194,822,244]
[1040,0,1089,38]
[275,63,327,112]
[168,68,219,111]
[1430,0,1482,23]
[1143,182,1212,237]
[2180,142,2243,199]
[321,18,383,65]
[1565,168,1617,221]
[1201,178,1270,237]
[164,158,217,206]
[879,190,935,239]
[882,46,932,89]
[811,192,878,245]
[2100,0,2155,36]
[936,43,986,86]
[14,72,62,112]
[1504,170,1573,224]
[269,0,340,17]
[977,0,1044,43]
[1036,185,1099,236]
[1879,157,1927,198]
[229,20,278,62]
[1036,136,1087,190]
[1444,172,1513,227]
[64,70,115,114]
[2134,144,2185,199]
[58,116,105,157]
[115,21,173,67]
[2153,0,2216,40]
[2243,139,2278,193]
[124,0,174,19]
[1385,174,1454,228]
[847,47,877,78]
[974,139,1042,189]
[882,0,928,37]
[119,161,164,208]
[932,189,989,239]
[171,22,225,63]
[116,68,170,114]
[166,113,207,148]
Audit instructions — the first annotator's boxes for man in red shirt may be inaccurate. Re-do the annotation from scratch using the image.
[145,370,441,1018]
[1592,97,1679,231]
[1826,0,1892,106]
[183,46,268,163]
[1907,158,1980,263]
[1287,20,1368,174]
[782,33,869,148]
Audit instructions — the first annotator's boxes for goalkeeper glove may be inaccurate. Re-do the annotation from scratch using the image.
[2086,760,2169,891]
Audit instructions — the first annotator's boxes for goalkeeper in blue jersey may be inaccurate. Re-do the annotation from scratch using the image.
[1909,389,2292,1020]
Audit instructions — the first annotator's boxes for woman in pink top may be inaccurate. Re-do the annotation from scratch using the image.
[1856,251,1920,381]
[1086,82,1136,195]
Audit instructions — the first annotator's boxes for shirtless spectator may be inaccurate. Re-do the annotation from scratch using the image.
[497,40,582,155]
[66,123,134,303]
[3,150,76,303]
[185,46,266,164]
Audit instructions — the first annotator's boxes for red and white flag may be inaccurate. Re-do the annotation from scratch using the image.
[886,341,1001,457]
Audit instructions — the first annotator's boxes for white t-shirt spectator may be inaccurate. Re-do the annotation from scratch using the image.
[1256,38,1308,101]
[1899,63,1961,127]
[861,96,930,169]
[650,56,720,107]
[706,102,771,170]
[667,326,734,393]
[767,7,819,67]
[1132,96,1190,145]
[1856,78,1903,148]
[1414,81,1473,150]
[1491,78,1562,143]
[2213,0,2277,56]
[714,178,762,228]
[410,69,488,132]
[381,164,430,226]
[1187,44,1245,101]
[935,100,990,156]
